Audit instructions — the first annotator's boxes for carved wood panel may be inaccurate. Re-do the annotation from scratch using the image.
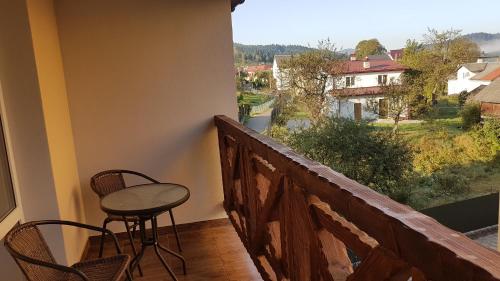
[215,115,500,281]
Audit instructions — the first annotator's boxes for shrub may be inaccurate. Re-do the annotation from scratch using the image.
[287,117,414,199]
[458,90,470,107]
[431,171,470,197]
[267,125,290,144]
[460,102,481,130]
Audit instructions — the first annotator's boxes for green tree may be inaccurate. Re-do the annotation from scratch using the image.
[281,40,345,124]
[367,75,413,132]
[402,29,480,104]
[288,117,414,201]
[355,39,387,59]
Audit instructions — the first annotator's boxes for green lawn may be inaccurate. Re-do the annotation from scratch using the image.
[237,91,273,106]
[371,96,500,209]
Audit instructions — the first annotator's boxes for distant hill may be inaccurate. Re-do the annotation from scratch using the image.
[234,43,354,65]
[234,43,315,65]
[464,32,500,55]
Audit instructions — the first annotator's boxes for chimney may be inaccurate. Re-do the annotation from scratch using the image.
[363,57,370,69]
[350,53,357,61]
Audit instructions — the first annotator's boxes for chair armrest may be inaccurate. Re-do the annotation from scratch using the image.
[31,220,124,255]
[121,170,161,183]
[5,247,89,281]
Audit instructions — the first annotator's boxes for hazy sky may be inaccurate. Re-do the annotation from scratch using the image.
[231,0,500,50]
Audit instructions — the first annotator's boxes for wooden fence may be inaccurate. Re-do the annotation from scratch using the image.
[214,115,500,281]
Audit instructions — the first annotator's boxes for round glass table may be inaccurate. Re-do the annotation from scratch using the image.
[101,183,190,280]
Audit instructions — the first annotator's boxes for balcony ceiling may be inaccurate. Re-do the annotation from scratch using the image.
[231,0,245,11]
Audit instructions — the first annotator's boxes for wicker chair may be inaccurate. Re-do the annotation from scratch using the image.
[90,170,183,272]
[4,220,132,281]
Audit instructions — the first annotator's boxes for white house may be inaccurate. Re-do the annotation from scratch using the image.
[448,60,500,95]
[328,58,408,120]
[272,55,291,91]
[273,54,408,120]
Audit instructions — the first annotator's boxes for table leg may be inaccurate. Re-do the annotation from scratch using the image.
[129,218,147,275]
[130,215,187,279]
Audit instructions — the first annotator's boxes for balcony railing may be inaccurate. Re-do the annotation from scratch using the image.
[214,115,500,281]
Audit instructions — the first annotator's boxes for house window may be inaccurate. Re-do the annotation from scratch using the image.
[378,75,388,85]
[346,76,355,87]
[0,117,15,223]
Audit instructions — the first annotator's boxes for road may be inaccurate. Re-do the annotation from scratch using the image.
[245,108,273,133]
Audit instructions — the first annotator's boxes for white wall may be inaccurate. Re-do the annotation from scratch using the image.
[55,0,238,230]
[448,79,490,95]
[0,0,67,277]
[447,66,491,95]
[331,96,386,120]
[337,71,403,89]
[457,67,474,80]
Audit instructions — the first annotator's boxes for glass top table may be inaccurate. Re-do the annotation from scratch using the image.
[101,183,190,217]
[100,183,190,280]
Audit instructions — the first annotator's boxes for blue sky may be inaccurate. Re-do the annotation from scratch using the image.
[231,0,500,50]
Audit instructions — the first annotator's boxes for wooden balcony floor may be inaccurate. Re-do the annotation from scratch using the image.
[83,219,263,281]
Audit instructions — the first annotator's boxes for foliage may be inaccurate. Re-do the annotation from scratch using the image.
[355,39,387,59]
[459,102,481,130]
[267,125,290,144]
[237,92,272,107]
[235,72,248,92]
[234,43,315,64]
[281,40,345,124]
[271,93,299,126]
[252,70,273,89]
[287,117,414,200]
[366,74,414,131]
[431,170,470,197]
[413,120,500,174]
[458,90,470,107]
[401,29,480,103]
[237,92,273,123]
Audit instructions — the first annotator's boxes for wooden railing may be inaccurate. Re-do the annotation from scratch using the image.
[214,115,500,281]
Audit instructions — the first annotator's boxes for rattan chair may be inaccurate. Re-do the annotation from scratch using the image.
[90,170,183,271]
[4,220,132,281]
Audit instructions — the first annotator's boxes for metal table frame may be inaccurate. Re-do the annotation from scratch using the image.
[100,183,190,281]
[130,214,186,281]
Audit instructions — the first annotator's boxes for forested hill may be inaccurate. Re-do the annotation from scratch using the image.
[464,32,500,55]
[464,32,500,43]
[234,43,315,65]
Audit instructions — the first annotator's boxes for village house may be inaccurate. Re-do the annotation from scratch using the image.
[330,55,408,120]
[472,78,500,117]
[273,53,408,120]
[448,58,500,95]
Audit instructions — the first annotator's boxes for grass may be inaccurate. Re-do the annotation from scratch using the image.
[237,91,273,107]
[373,96,463,142]
[372,96,500,209]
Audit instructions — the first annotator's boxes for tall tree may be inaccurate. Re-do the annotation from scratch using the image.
[402,29,480,104]
[355,39,387,59]
[281,40,345,124]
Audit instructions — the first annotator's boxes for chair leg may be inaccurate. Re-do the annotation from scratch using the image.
[125,269,133,281]
[169,209,182,252]
[132,221,137,239]
[99,218,111,258]
[124,219,143,277]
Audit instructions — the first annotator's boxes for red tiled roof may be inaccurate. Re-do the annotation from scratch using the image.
[332,86,384,97]
[390,49,404,60]
[342,60,407,74]
[482,68,500,81]
[245,65,272,73]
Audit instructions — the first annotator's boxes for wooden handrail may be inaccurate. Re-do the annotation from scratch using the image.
[214,115,500,281]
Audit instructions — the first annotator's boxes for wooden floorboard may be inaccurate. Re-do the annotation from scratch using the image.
[84,219,263,281]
